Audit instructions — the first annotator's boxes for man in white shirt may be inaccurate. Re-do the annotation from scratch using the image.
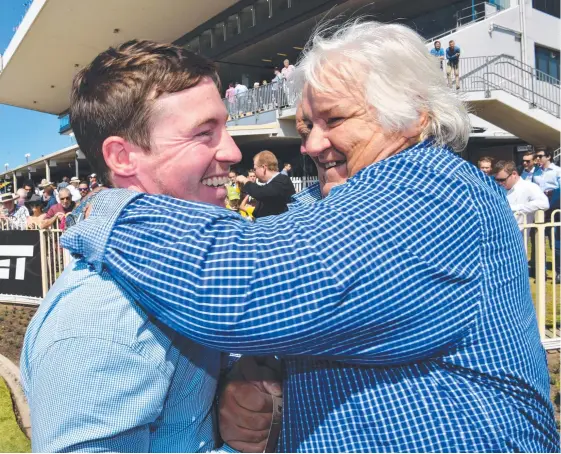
[281,59,295,106]
[494,160,549,227]
[68,176,82,203]
[234,81,248,114]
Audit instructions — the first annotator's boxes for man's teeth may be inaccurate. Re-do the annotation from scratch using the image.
[324,161,341,170]
[202,176,229,187]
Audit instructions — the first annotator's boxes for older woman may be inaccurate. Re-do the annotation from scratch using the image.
[65,21,557,453]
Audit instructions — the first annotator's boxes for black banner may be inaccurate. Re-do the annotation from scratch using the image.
[0,230,43,298]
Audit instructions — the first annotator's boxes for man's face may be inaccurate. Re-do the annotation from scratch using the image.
[298,73,409,197]
[285,164,292,172]
[536,151,550,168]
[248,171,257,183]
[133,78,242,205]
[79,184,89,196]
[495,169,516,190]
[228,172,237,184]
[478,161,492,175]
[91,177,97,184]
[253,161,267,183]
[24,185,33,193]
[284,60,289,68]
[2,201,14,212]
[59,191,72,209]
[435,42,441,50]
[449,41,454,49]
[522,155,535,171]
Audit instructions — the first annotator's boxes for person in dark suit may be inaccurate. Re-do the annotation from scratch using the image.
[237,150,295,218]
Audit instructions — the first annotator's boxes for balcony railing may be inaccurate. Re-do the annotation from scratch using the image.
[224,80,298,120]
[460,55,561,117]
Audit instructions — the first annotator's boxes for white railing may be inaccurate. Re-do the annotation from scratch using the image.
[290,177,319,193]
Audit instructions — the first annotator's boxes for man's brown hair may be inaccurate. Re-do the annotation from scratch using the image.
[254,150,279,172]
[70,39,219,185]
[478,156,493,166]
[494,160,517,175]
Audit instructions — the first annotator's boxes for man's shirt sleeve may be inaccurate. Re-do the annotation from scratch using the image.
[27,337,170,452]
[63,181,482,365]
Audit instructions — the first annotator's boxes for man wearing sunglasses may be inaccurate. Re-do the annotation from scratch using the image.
[40,187,75,230]
[532,148,561,283]
[520,151,538,181]
[494,161,549,228]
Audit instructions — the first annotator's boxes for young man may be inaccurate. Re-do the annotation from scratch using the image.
[236,151,295,218]
[477,156,493,175]
[493,160,549,227]
[429,40,445,70]
[520,151,538,181]
[446,39,461,89]
[21,39,275,452]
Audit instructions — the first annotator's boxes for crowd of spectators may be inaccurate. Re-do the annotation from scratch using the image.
[225,59,296,116]
[0,173,101,230]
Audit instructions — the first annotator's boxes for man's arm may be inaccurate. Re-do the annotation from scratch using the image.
[64,183,482,365]
[510,183,550,214]
[40,211,63,229]
[27,337,170,452]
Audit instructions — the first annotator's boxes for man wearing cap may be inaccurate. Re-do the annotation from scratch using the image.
[68,177,82,203]
[39,179,58,213]
[0,193,29,230]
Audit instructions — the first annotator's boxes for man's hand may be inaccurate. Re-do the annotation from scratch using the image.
[219,356,282,453]
[236,175,248,185]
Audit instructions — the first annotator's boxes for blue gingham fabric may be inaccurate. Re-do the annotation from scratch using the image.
[63,140,559,453]
[21,191,234,453]
[289,182,322,208]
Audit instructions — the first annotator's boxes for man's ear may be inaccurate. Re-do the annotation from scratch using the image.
[102,136,138,178]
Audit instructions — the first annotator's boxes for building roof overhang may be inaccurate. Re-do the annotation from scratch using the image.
[0,0,237,114]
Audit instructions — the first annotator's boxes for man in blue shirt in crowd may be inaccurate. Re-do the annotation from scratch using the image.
[429,40,445,70]
[446,39,461,89]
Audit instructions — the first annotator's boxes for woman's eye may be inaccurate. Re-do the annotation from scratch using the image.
[327,117,344,126]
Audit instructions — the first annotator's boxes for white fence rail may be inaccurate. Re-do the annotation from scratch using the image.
[290,177,319,193]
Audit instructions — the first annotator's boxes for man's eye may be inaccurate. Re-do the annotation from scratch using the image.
[196,130,212,137]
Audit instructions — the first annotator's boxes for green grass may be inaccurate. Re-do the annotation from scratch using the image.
[0,378,31,453]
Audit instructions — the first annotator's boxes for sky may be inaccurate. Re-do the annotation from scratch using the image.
[0,0,73,171]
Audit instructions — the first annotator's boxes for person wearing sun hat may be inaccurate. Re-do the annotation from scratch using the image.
[68,176,82,202]
[0,192,29,230]
[38,179,58,213]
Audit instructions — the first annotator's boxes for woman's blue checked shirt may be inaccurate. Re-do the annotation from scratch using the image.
[63,141,559,453]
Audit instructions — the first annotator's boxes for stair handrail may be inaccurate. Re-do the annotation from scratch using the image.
[460,54,560,118]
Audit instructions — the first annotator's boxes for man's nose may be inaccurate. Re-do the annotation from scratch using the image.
[217,130,242,164]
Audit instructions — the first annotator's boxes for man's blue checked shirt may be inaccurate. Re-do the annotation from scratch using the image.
[20,194,234,453]
[62,140,559,453]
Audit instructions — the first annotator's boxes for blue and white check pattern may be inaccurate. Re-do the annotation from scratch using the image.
[63,140,559,453]
[22,191,233,453]
[289,182,322,208]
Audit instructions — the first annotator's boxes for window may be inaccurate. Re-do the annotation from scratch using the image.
[535,45,560,82]
[226,14,240,39]
[212,22,225,46]
[533,0,560,18]
[184,37,200,54]
[200,30,212,54]
[272,0,290,15]
[254,0,271,23]
[240,6,254,30]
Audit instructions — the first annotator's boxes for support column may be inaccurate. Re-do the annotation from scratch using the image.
[12,173,17,190]
[75,155,79,179]
[45,161,51,182]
